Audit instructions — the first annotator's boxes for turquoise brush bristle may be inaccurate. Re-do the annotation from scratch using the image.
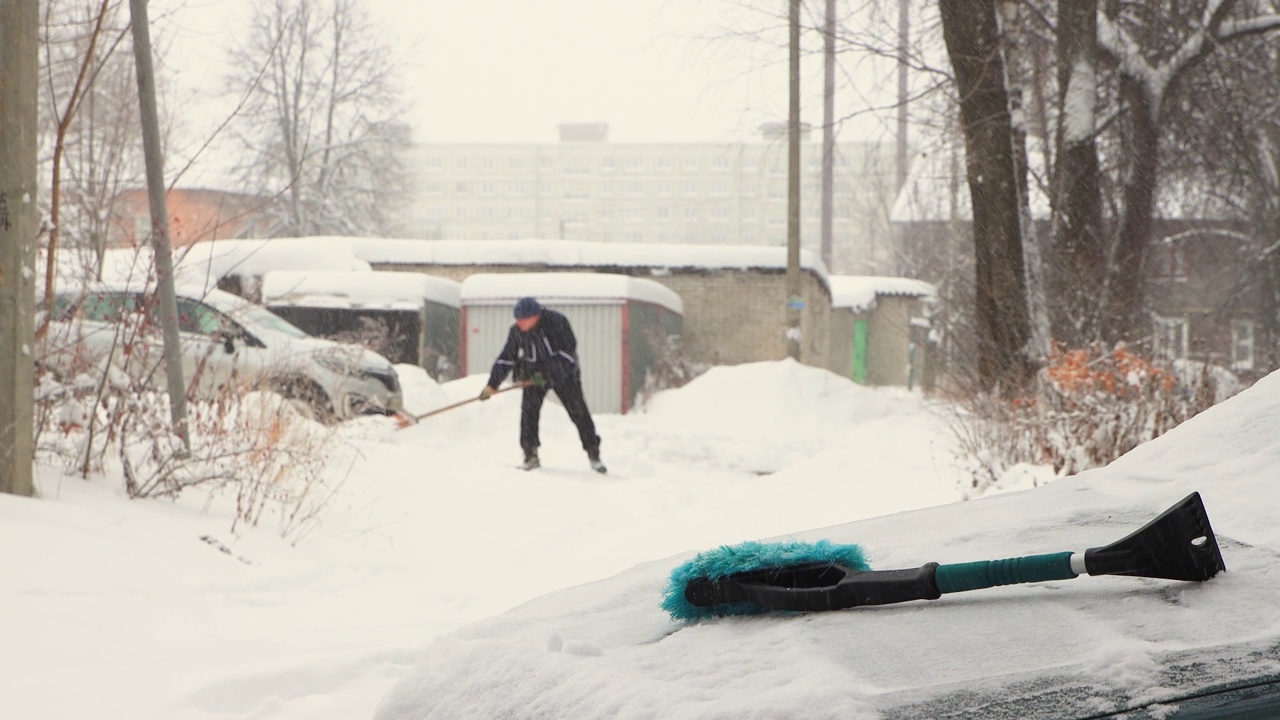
[662,539,870,621]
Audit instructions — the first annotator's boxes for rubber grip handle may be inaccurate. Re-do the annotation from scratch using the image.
[733,564,942,612]
[934,551,1077,594]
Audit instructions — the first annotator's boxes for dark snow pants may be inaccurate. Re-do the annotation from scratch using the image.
[519,375,600,457]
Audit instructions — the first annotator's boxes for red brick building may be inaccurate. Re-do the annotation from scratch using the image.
[109,188,274,248]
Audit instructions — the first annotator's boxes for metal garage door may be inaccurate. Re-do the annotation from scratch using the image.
[463,301,623,413]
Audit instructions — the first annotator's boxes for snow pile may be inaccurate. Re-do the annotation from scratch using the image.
[3,360,967,720]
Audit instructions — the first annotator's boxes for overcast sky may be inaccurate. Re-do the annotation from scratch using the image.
[162,0,904,148]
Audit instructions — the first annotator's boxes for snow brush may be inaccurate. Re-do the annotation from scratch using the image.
[662,492,1226,621]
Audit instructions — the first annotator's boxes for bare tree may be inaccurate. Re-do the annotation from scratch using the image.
[938,0,1034,394]
[1092,0,1280,343]
[227,0,410,238]
[37,0,136,314]
[1046,0,1104,347]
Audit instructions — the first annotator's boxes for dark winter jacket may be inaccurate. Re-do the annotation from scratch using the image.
[487,309,581,390]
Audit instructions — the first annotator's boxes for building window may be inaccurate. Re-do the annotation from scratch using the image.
[1153,315,1188,361]
[1159,240,1187,280]
[683,157,699,172]
[710,180,729,195]
[1232,320,1255,371]
[134,214,151,242]
[601,157,615,172]
[481,182,495,195]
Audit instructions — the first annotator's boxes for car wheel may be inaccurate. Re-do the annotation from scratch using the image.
[265,376,335,424]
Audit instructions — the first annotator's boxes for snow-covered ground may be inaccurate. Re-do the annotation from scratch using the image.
[375,367,1280,719]
[1,360,974,720]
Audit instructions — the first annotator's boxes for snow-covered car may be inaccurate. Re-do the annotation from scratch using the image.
[41,285,403,422]
[373,368,1280,720]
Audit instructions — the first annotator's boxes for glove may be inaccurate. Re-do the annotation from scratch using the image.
[478,385,497,401]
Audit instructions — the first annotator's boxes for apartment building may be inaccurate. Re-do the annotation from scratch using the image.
[403,123,898,274]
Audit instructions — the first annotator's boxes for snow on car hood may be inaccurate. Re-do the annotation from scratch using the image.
[374,370,1280,720]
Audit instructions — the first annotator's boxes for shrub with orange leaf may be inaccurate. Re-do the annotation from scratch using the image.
[949,342,1239,496]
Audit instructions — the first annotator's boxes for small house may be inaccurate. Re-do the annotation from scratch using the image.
[460,272,683,414]
[828,276,936,389]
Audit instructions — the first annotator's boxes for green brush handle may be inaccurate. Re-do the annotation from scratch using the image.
[934,551,1077,594]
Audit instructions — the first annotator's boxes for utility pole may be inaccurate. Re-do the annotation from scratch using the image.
[129,0,190,452]
[785,0,803,361]
[896,0,910,193]
[821,0,836,273]
[1,0,38,496]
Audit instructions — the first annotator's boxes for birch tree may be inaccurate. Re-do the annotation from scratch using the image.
[227,0,410,238]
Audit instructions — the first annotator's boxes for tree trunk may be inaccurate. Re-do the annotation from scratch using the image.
[1049,0,1104,347]
[939,0,1034,395]
[1105,77,1161,345]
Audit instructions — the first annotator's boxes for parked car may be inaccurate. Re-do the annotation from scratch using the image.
[40,284,403,422]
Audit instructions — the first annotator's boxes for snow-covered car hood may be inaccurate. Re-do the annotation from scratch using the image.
[374,371,1280,720]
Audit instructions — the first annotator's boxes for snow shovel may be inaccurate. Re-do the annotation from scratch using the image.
[663,492,1226,620]
[393,379,535,429]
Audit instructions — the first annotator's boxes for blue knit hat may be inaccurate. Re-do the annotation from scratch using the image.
[513,297,542,319]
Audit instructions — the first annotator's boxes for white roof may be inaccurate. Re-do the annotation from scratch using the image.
[829,275,937,311]
[261,270,461,310]
[179,237,829,283]
[461,272,683,315]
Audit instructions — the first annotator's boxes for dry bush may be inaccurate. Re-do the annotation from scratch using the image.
[948,343,1239,495]
[635,329,707,409]
[34,298,343,543]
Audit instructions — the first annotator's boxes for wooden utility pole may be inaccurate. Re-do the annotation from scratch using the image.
[785,0,803,361]
[820,0,836,273]
[896,0,910,193]
[0,0,38,496]
[129,0,190,451]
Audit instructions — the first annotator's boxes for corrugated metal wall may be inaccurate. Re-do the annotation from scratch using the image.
[463,301,625,414]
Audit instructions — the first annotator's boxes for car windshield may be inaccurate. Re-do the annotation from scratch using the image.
[232,304,311,339]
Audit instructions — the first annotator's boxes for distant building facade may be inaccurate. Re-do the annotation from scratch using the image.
[109,188,274,248]
[402,123,899,274]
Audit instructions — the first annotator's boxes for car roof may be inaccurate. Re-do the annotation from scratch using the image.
[58,283,258,315]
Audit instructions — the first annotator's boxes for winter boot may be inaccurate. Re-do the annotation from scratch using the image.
[519,451,540,471]
[587,448,607,474]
